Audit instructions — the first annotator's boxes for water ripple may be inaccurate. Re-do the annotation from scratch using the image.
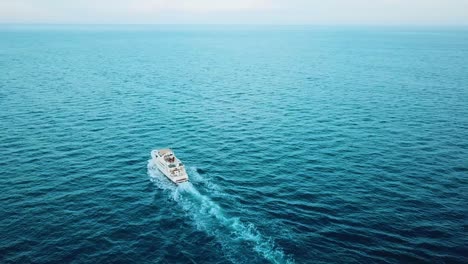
[1,26,467,264]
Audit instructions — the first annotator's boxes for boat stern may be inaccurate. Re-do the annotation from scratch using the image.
[175,177,189,184]
[168,172,188,184]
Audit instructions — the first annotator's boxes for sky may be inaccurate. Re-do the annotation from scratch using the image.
[1,0,468,25]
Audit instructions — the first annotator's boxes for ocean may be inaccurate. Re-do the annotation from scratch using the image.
[0,25,467,263]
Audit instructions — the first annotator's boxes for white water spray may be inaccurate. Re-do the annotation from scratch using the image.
[147,160,294,264]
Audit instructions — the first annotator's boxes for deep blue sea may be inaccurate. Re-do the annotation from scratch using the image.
[1,25,467,264]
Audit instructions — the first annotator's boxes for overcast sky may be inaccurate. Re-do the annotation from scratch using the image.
[1,0,468,25]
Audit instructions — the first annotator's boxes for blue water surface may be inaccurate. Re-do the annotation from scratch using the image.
[0,25,467,263]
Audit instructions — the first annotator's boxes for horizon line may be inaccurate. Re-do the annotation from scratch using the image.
[2,22,468,27]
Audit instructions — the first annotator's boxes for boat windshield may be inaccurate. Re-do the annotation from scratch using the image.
[169,164,176,168]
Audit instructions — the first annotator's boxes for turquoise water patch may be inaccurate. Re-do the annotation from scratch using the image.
[0,25,467,263]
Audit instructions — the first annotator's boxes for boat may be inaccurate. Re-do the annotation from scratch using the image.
[151,149,189,184]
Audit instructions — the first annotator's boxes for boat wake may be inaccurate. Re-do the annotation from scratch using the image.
[147,160,294,264]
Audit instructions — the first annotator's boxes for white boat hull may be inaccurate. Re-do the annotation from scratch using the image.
[151,149,189,184]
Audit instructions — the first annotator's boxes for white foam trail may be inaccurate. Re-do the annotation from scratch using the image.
[147,160,294,264]
[186,166,225,197]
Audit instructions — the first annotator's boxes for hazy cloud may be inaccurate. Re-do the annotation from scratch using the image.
[1,0,467,25]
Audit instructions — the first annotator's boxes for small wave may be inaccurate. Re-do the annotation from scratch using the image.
[147,160,294,264]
